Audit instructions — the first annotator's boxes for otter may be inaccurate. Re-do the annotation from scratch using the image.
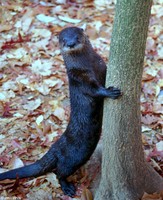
[0,27,121,197]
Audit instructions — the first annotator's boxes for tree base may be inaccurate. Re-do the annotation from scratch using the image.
[94,162,163,200]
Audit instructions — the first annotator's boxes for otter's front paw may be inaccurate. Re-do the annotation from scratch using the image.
[107,86,122,99]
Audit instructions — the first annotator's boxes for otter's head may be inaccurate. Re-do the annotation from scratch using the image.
[59,27,86,54]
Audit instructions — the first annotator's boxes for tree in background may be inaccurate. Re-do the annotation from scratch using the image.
[95,0,163,199]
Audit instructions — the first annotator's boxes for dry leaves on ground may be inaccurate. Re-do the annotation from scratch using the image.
[0,0,162,199]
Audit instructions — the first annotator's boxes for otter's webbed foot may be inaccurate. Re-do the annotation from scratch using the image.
[59,178,76,197]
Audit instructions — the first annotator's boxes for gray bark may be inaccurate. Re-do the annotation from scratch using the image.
[94,0,163,200]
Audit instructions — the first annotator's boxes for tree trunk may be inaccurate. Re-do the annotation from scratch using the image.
[95,0,163,200]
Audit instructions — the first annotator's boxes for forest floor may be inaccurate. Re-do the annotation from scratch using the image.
[0,0,163,199]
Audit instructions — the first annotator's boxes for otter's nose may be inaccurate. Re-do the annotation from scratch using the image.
[67,41,76,48]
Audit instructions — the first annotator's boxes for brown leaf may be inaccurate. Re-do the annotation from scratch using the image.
[142,192,163,200]
[81,188,93,200]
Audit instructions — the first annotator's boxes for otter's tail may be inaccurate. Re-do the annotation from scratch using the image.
[0,161,44,181]
[0,146,57,181]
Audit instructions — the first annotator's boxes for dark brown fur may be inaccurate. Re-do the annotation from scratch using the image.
[0,27,121,197]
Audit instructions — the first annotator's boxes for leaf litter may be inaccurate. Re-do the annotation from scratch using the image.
[0,0,163,199]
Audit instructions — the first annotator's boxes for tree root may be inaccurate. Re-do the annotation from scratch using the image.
[144,163,163,193]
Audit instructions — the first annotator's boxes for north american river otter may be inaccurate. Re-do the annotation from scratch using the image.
[0,27,121,197]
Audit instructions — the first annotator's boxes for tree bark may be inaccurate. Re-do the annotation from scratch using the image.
[95,0,163,200]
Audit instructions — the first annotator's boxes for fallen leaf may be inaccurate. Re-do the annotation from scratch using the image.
[30,59,53,76]
[53,107,65,121]
[142,192,163,200]
[156,141,163,152]
[23,98,42,111]
[81,188,93,200]
[58,15,81,24]
[36,14,57,23]
[36,115,44,126]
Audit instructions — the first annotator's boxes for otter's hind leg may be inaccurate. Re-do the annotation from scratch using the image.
[58,177,76,197]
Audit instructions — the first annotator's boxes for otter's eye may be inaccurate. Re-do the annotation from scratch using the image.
[75,36,80,43]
